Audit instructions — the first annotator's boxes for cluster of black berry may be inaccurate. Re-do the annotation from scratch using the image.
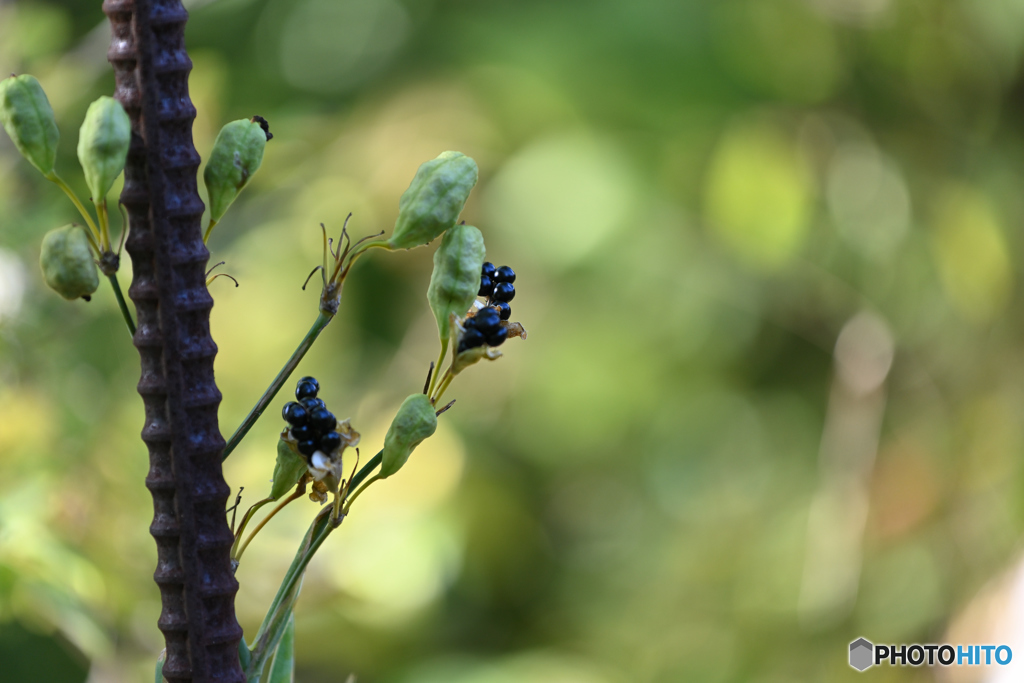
[458,262,519,353]
[459,305,507,352]
[479,262,516,311]
[281,376,341,456]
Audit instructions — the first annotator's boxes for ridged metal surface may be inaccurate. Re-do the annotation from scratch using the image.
[102,0,244,680]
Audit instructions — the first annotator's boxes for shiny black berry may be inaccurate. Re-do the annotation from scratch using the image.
[309,408,337,433]
[481,262,496,279]
[290,423,313,441]
[474,307,500,332]
[478,275,493,297]
[491,282,515,302]
[493,301,511,320]
[298,376,319,393]
[282,401,308,425]
[296,379,318,400]
[319,431,342,453]
[297,439,318,456]
[494,265,515,283]
[300,397,325,412]
[458,327,486,352]
[486,326,508,347]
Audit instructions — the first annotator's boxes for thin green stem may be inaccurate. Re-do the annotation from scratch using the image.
[222,311,334,462]
[350,450,382,492]
[106,273,136,336]
[234,489,303,562]
[433,369,454,405]
[428,341,447,398]
[342,473,381,515]
[203,217,218,244]
[97,199,111,252]
[47,173,102,246]
[230,498,273,559]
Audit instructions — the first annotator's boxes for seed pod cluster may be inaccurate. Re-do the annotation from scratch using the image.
[77,96,131,203]
[380,393,438,478]
[281,377,342,457]
[203,116,271,228]
[479,262,516,307]
[458,305,508,352]
[39,225,99,301]
[0,74,59,176]
[426,223,486,345]
[389,151,478,250]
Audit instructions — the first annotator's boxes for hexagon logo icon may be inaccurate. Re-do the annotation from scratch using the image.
[850,638,874,671]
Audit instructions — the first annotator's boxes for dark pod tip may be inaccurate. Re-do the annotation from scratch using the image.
[251,115,272,141]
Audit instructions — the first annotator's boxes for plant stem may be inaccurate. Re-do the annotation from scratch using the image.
[230,498,273,559]
[203,217,218,244]
[222,311,334,462]
[342,473,381,515]
[47,173,102,246]
[234,488,304,562]
[350,450,382,491]
[428,341,447,398]
[247,448,383,679]
[432,369,454,405]
[107,273,136,335]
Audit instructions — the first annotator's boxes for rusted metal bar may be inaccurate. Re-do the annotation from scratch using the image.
[102,0,244,680]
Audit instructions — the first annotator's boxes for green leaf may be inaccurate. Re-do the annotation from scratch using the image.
[388,151,478,250]
[271,438,306,501]
[39,225,99,300]
[427,223,485,345]
[203,117,269,225]
[0,74,59,176]
[238,636,251,670]
[155,650,166,683]
[268,614,295,683]
[77,96,130,203]
[380,394,437,478]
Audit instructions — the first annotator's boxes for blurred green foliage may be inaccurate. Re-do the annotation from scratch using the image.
[3,0,1024,681]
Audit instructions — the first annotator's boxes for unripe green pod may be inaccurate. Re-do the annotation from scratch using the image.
[77,96,131,202]
[389,151,478,250]
[427,223,485,344]
[39,225,99,301]
[203,117,270,224]
[380,394,437,478]
[0,74,59,176]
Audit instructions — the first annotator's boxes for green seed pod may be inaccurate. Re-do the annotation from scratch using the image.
[427,223,485,344]
[77,96,131,202]
[271,436,307,501]
[389,151,478,250]
[203,117,269,225]
[0,74,59,176]
[39,225,99,301]
[380,394,437,478]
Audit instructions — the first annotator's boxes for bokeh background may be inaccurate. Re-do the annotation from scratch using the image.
[3,0,1024,681]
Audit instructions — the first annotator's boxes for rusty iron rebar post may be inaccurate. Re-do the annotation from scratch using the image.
[102,0,244,680]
